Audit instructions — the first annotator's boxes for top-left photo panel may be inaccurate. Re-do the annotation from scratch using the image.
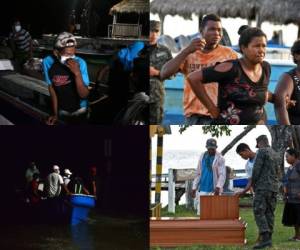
[0,0,149,125]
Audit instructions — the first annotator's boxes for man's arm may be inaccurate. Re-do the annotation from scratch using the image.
[192,154,203,197]
[160,38,206,80]
[66,59,89,98]
[237,178,252,196]
[47,85,58,125]
[274,74,294,125]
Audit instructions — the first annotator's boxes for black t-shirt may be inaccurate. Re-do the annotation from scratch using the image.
[286,68,300,124]
[48,59,80,112]
[202,59,271,124]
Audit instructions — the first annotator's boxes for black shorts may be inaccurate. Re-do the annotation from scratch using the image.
[282,202,300,226]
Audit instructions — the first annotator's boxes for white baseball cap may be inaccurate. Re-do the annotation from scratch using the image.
[53,165,60,170]
[64,169,72,175]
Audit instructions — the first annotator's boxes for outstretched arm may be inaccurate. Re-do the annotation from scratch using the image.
[160,38,206,80]
[274,73,294,125]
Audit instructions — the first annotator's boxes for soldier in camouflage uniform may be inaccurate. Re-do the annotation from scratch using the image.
[252,135,280,249]
[149,20,173,124]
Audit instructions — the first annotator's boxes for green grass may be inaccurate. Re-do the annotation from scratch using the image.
[152,200,299,250]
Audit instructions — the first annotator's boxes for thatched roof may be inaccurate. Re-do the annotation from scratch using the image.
[259,0,300,25]
[150,0,257,20]
[151,0,300,25]
[110,0,149,15]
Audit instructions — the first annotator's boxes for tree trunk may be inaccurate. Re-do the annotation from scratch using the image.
[267,125,293,175]
[221,125,256,155]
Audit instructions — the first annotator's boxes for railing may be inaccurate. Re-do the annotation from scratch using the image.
[108,23,142,38]
[150,203,161,218]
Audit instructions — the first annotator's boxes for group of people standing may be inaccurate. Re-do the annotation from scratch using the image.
[150,13,300,125]
[25,162,98,206]
[192,136,300,249]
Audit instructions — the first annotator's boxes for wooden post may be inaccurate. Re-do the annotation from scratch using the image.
[155,130,163,204]
[185,179,193,209]
[168,168,175,213]
[159,14,165,35]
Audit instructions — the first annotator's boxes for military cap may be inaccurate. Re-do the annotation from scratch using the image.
[256,135,269,148]
[206,138,217,149]
[150,20,160,32]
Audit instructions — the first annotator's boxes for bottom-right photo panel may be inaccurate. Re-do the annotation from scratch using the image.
[150,125,300,250]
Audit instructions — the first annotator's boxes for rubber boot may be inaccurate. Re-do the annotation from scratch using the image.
[253,232,272,249]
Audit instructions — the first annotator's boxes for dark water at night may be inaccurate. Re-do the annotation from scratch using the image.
[0,212,148,250]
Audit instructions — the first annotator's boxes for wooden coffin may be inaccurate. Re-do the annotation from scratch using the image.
[150,217,247,247]
[200,195,239,220]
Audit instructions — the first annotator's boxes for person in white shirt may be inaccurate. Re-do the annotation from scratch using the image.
[191,138,226,215]
[45,165,71,198]
[235,143,256,196]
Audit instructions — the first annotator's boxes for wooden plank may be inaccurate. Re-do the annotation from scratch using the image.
[175,169,196,181]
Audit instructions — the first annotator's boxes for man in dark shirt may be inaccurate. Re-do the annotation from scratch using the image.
[42,32,90,124]
[9,20,32,66]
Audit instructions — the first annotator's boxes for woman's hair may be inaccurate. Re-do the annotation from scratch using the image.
[237,25,249,35]
[291,39,300,64]
[238,27,267,54]
[286,148,300,159]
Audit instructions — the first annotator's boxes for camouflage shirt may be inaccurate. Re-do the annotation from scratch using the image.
[252,147,280,192]
[150,44,172,81]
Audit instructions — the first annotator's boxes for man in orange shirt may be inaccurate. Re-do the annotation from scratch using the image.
[160,14,238,124]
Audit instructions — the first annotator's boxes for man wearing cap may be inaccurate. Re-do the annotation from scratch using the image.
[149,20,173,124]
[42,32,90,125]
[63,169,72,186]
[45,165,71,198]
[251,135,280,249]
[192,138,226,215]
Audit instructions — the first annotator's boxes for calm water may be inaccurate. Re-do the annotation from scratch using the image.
[0,213,147,250]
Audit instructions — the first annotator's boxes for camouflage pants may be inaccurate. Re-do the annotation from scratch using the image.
[253,190,277,234]
[150,79,164,124]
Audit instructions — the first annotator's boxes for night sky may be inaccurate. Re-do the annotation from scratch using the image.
[0,126,149,218]
[0,0,148,37]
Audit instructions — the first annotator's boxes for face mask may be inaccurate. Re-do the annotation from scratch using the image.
[60,55,75,64]
[15,25,21,32]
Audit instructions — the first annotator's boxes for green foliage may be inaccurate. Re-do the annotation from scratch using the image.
[179,125,232,138]
[202,126,231,138]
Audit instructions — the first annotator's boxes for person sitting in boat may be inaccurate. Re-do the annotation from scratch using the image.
[42,32,90,125]
[28,173,40,205]
[8,19,33,67]
[25,161,40,184]
[44,165,71,198]
[63,168,72,187]
[275,39,300,124]
[71,175,90,195]
[187,27,272,124]
[85,166,98,198]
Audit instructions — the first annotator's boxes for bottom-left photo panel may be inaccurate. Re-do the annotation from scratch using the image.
[0,126,149,250]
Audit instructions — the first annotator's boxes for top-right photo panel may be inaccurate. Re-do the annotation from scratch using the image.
[150,0,300,125]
